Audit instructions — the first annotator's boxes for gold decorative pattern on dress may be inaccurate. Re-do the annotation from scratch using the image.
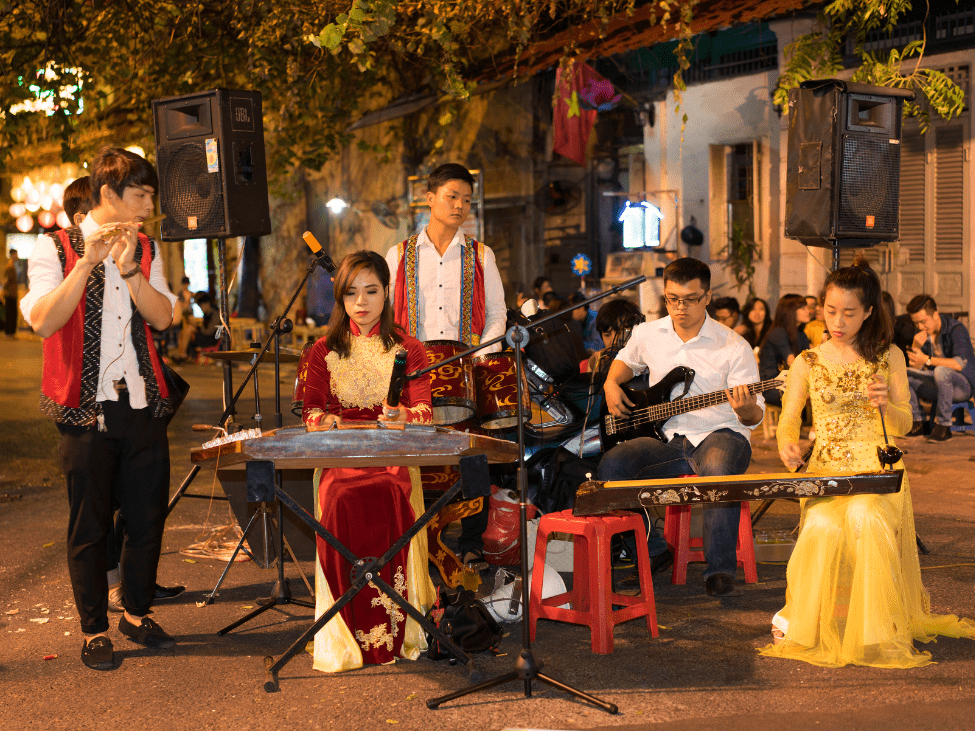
[326,336,396,410]
[805,352,891,473]
[354,566,408,652]
[355,623,395,652]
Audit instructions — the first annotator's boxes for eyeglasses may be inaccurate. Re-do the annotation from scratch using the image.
[664,293,707,309]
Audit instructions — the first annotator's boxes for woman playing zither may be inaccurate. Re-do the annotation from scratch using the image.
[301,250,436,671]
[761,258,975,668]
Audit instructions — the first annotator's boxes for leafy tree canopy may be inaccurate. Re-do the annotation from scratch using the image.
[773,0,965,132]
[0,0,640,177]
[0,0,965,181]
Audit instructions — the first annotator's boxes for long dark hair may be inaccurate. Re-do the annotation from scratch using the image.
[325,250,402,357]
[762,294,807,353]
[823,257,892,363]
[741,297,772,348]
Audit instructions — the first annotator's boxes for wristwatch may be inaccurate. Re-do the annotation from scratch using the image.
[925,358,932,367]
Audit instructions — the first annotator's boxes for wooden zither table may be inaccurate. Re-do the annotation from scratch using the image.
[192,421,519,691]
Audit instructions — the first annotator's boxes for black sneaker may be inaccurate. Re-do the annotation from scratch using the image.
[927,424,952,442]
[907,421,925,437]
[82,636,114,670]
[119,615,175,648]
[650,548,675,575]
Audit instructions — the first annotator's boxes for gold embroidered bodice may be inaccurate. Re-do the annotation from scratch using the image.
[777,346,913,473]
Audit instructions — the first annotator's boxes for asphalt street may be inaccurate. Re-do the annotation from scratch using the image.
[1,335,973,731]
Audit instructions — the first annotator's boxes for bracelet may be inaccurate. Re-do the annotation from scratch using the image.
[120,265,141,280]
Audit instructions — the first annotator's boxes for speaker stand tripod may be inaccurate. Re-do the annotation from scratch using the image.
[217,471,313,635]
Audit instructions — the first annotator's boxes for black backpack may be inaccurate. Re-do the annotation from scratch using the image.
[426,587,503,661]
[526,446,600,515]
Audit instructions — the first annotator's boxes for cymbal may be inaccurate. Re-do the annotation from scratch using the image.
[206,347,303,363]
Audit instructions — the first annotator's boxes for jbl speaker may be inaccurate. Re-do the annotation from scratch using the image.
[785,79,915,249]
[152,89,272,241]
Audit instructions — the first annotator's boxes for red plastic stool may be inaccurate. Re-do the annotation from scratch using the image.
[529,509,658,654]
[663,501,758,585]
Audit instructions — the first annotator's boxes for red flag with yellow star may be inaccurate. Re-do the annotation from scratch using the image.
[552,62,620,166]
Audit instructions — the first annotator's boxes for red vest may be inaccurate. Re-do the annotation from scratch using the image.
[40,227,171,426]
[392,234,486,346]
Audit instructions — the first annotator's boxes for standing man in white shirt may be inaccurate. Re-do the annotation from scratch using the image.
[385,163,508,569]
[598,257,764,597]
[20,147,180,670]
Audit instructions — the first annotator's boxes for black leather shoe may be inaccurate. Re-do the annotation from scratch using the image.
[907,421,925,437]
[927,424,952,442]
[82,636,114,670]
[705,572,742,597]
[119,615,176,649]
[460,549,490,572]
[154,584,186,600]
[107,585,125,613]
[650,548,674,575]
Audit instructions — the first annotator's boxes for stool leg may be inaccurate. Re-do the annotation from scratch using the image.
[628,522,659,639]
[528,525,550,643]
[737,501,758,584]
[670,506,692,585]
[591,522,615,654]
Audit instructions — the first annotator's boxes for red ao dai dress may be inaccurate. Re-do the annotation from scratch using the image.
[301,321,436,671]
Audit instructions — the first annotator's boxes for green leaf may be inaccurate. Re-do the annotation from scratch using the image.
[320,24,345,50]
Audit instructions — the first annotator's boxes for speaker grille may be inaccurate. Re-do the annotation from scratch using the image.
[837,135,900,236]
[158,141,225,239]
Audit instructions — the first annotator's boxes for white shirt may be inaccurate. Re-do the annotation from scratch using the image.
[615,314,764,446]
[385,228,507,353]
[20,214,178,409]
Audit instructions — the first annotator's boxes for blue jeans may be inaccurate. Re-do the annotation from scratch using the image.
[597,429,752,579]
[908,367,973,426]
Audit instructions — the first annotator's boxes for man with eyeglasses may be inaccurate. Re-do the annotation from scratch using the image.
[597,257,764,597]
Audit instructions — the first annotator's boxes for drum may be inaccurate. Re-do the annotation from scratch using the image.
[472,353,531,430]
[424,340,476,425]
[290,340,316,417]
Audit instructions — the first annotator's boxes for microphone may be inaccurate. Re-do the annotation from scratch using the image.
[385,349,409,414]
[302,231,336,274]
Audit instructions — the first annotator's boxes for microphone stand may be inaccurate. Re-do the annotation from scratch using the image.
[200,248,336,610]
[165,247,337,516]
[423,275,645,714]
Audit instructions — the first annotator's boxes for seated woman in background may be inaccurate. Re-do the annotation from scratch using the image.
[758,294,811,406]
[301,250,436,672]
[736,297,772,349]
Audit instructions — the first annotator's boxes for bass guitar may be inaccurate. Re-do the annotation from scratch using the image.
[599,366,786,450]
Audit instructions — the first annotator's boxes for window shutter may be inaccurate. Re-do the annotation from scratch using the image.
[934,125,965,263]
[899,128,926,265]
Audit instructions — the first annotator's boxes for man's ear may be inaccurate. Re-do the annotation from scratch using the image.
[101,184,117,205]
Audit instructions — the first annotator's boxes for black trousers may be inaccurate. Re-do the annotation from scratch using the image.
[57,394,169,634]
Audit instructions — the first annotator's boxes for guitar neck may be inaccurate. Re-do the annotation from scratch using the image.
[645,378,779,423]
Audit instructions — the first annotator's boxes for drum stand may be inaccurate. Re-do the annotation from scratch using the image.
[412,276,645,714]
